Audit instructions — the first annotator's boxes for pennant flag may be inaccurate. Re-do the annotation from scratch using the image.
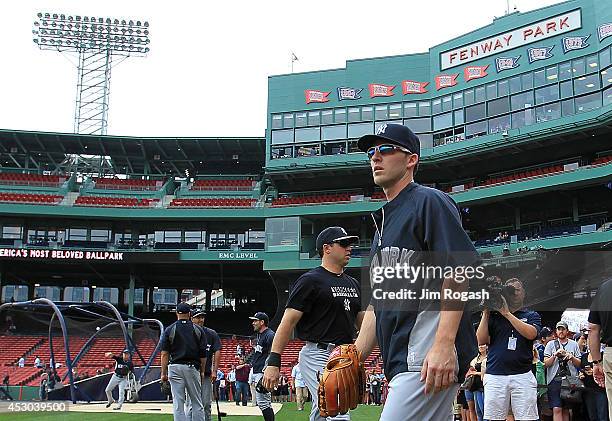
[464,65,489,81]
[368,84,395,98]
[304,89,330,104]
[337,87,363,101]
[495,56,521,73]
[598,23,612,42]
[561,35,590,53]
[435,74,458,90]
[401,80,429,94]
[527,45,554,63]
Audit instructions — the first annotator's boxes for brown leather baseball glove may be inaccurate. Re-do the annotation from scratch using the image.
[318,344,365,417]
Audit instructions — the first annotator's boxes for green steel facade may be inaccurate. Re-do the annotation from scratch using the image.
[0,0,610,277]
[266,0,611,169]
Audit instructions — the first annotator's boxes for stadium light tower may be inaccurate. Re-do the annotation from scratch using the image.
[32,12,151,135]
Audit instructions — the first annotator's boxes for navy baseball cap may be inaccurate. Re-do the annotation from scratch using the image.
[122,348,132,354]
[191,308,206,318]
[249,312,269,324]
[176,302,191,314]
[316,226,359,253]
[357,123,420,156]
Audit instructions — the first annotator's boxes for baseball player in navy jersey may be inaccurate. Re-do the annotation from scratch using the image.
[104,349,134,410]
[249,312,276,421]
[353,123,480,420]
[262,226,364,421]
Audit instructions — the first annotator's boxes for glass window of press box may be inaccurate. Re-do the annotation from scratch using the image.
[265,217,299,251]
[268,46,611,158]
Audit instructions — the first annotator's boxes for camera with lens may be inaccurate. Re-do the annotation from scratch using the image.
[481,276,517,310]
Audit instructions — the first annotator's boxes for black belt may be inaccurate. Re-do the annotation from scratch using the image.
[171,362,199,368]
[316,342,336,350]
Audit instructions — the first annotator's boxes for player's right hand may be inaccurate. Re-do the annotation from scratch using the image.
[104,352,113,358]
[262,366,280,392]
[161,373,168,382]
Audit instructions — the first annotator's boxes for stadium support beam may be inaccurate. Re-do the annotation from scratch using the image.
[572,198,579,222]
[128,272,135,317]
[205,287,212,313]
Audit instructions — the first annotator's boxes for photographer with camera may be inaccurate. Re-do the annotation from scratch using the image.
[476,278,541,421]
[543,321,582,421]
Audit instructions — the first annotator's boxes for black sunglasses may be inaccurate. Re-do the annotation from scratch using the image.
[326,239,354,248]
[366,144,411,159]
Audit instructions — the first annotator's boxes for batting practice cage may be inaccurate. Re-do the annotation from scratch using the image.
[0,299,163,403]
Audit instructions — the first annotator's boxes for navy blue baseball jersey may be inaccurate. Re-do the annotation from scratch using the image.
[161,320,208,369]
[112,356,134,377]
[368,182,480,382]
[287,266,361,345]
[250,327,275,374]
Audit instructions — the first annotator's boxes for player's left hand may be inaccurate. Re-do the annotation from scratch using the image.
[262,366,280,392]
[420,341,456,394]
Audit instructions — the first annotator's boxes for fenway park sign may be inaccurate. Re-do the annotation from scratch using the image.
[0,248,124,261]
[440,9,581,70]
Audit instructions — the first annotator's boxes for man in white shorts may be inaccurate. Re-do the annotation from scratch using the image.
[476,278,541,421]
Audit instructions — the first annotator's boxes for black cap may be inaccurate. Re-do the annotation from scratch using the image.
[176,302,191,314]
[122,348,131,354]
[357,123,420,156]
[249,312,269,325]
[316,226,359,253]
[191,308,206,318]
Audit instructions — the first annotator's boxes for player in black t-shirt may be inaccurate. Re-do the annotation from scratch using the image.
[104,349,134,410]
[249,312,275,421]
[262,226,364,421]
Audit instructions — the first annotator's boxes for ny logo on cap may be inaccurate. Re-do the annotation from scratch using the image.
[376,124,388,135]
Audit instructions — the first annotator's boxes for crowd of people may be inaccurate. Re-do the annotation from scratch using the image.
[452,276,610,421]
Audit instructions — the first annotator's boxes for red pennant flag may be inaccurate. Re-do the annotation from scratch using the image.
[304,90,330,104]
[464,65,489,81]
[435,74,459,90]
[369,84,396,98]
[402,80,429,94]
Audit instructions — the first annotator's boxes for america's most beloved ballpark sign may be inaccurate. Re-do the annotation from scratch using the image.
[440,9,581,70]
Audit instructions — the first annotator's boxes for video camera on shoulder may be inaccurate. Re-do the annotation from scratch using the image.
[480,276,518,311]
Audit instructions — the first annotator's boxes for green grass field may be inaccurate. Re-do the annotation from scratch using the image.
[0,402,383,421]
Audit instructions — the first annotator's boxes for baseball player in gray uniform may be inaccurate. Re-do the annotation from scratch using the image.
[353,124,479,420]
[249,312,276,421]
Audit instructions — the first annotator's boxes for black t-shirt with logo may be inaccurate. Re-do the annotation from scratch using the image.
[286,266,361,345]
[112,356,134,377]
